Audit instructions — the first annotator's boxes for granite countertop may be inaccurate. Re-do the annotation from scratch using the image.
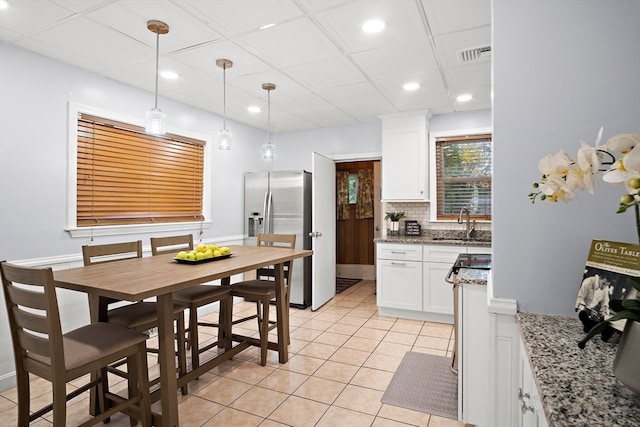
[453,268,488,286]
[374,230,492,247]
[375,236,492,246]
[517,312,640,426]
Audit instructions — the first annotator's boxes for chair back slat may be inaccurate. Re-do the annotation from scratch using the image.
[256,234,296,284]
[17,328,52,358]
[5,283,48,311]
[1,261,63,370]
[82,241,142,266]
[151,235,193,256]
[12,306,50,335]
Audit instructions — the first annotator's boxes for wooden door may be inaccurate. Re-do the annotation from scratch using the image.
[336,160,379,278]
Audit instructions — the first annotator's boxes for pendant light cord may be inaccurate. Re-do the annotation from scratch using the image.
[222,64,227,129]
[153,28,160,109]
[267,88,271,142]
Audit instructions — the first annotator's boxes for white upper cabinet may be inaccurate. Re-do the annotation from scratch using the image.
[381,114,429,201]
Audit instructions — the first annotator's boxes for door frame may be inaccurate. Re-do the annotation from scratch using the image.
[332,152,382,280]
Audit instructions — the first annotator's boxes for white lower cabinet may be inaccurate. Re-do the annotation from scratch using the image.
[518,340,549,427]
[377,259,422,310]
[377,243,490,322]
[376,244,423,311]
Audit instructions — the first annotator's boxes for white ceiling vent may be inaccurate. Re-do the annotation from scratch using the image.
[457,45,491,63]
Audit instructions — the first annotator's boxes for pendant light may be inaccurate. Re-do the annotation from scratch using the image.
[262,83,276,159]
[145,20,169,135]
[216,58,233,150]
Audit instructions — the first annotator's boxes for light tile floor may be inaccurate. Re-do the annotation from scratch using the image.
[0,280,471,427]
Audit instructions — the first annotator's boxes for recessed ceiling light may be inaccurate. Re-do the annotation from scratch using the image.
[362,19,385,33]
[160,70,179,80]
[403,82,420,91]
[457,94,473,102]
[260,23,276,30]
[248,106,261,113]
[0,0,10,10]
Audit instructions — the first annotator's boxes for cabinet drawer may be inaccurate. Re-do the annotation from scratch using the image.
[377,243,422,261]
[423,244,491,264]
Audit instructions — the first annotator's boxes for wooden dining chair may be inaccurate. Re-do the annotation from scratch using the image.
[0,261,152,427]
[82,240,189,395]
[229,233,296,365]
[150,235,232,373]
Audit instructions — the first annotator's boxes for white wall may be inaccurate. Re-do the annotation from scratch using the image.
[492,0,640,315]
[273,123,383,170]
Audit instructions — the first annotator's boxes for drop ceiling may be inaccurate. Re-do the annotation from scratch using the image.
[0,0,491,132]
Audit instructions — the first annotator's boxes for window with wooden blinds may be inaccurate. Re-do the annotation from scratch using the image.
[76,113,205,227]
[435,133,492,220]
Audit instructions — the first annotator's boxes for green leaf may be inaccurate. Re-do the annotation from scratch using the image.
[578,312,640,348]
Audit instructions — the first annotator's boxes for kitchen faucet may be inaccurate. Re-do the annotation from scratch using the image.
[458,207,476,240]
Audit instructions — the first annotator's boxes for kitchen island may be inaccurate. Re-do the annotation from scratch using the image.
[517,312,640,426]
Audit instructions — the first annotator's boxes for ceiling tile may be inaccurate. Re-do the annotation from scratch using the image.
[0,0,492,132]
[235,17,343,69]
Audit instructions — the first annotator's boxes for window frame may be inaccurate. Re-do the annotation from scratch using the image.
[66,102,212,238]
[429,127,492,222]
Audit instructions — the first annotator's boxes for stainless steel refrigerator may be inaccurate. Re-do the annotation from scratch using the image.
[244,171,312,308]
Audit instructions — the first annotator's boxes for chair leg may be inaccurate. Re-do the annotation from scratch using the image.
[176,315,189,395]
[258,298,269,366]
[136,343,152,427]
[15,370,30,426]
[189,304,200,376]
[127,357,139,427]
[51,378,67,427]
[97,366,110,423]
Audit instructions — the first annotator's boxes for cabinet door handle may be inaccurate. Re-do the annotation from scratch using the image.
[391,262,406,266]
[520,400,535,414]
[518,388,531,400]
[390,251,406,254]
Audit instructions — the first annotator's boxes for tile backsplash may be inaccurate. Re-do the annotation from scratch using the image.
[382,201,491,237]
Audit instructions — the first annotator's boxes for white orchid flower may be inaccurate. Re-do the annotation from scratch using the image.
[603,143,640,187]
[577,127,604,172]
[575,127,605,193]
[538,150,572,178]
[605,133,640,154]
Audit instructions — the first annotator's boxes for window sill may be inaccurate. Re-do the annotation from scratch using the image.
[65,221,212,238]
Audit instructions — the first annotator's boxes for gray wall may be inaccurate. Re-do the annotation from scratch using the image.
[492,0,640,315]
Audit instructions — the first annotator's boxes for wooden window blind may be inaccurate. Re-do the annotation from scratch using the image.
[435,133,492,220]
[77,113,205,227]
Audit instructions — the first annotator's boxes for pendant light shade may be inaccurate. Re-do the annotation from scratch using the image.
[216,58,233,150]
[145,20,169,135]
[262,83,276,159]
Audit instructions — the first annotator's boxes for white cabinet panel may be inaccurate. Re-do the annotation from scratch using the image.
[423,262,455,315]
[518,340,549,427]
[377,259,422,311]
[381,114,428,201]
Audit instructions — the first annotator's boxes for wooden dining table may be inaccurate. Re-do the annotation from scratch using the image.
[53,244,312,427]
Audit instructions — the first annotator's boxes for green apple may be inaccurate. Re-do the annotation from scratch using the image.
[176,251,188,260]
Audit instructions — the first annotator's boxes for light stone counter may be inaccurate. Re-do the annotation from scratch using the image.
[517,312,640,426]
[453,267,488,286]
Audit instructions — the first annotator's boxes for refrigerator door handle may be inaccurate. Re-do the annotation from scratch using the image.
[266,191,273,234]
[262,190,269,234]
